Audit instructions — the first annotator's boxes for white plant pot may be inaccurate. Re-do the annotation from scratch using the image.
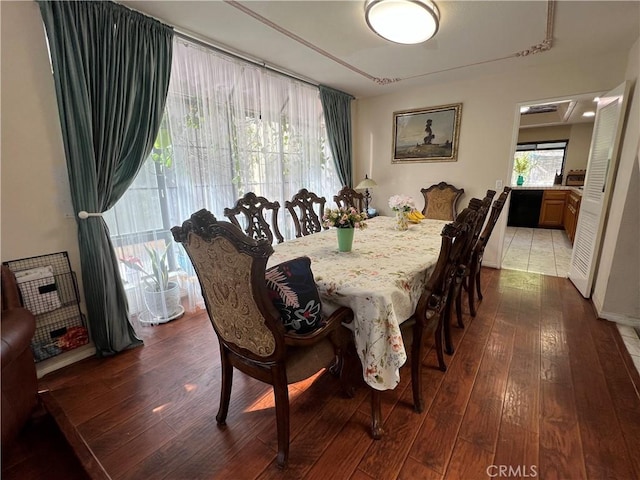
[143,281,182,320]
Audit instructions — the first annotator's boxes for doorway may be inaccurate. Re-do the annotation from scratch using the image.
[500,92,599,278]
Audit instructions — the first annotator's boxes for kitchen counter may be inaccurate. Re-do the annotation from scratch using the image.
[511,185,583,196]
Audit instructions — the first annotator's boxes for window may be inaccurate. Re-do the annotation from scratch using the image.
[104,37,342,315]
[512,140,568,187]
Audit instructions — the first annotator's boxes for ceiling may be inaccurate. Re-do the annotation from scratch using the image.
[121,0,638,121]
[519,92,601,128]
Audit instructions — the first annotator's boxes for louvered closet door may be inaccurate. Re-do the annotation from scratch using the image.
[569,82,630,298]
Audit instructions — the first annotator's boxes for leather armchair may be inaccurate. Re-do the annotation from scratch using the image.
[1,265,39,448]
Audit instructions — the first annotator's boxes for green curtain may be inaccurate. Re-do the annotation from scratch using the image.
[38,1,173,356]
[319,85,354,187]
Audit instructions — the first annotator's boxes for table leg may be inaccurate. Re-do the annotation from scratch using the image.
[370,389,384,439]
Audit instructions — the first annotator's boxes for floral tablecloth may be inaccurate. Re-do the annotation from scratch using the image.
[269,216,448,391]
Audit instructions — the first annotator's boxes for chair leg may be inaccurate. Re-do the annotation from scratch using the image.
[445,289,456,356]
[435,312,447,372]
[411,320,424,413]
[476,262,484,301]
[370,389,384,439]
[272,367,290,469]
[216,347,233,426]
[455,280,464,330]
[468,263,477,318]
[329,328,356,398]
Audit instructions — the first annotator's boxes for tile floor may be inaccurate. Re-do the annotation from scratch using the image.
[502,226,573,278]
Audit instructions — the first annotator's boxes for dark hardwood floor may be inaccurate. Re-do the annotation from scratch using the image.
[4,268,640,479]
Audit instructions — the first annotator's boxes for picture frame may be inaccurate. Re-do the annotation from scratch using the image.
[392,103,462,163]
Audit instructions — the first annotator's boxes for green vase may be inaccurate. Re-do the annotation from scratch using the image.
[517,175,524,186]
[336,227,355,252]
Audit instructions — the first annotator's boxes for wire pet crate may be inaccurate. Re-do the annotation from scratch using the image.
[3,252,88,362]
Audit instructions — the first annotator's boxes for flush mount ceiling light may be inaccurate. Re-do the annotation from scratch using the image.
[365,0,440,45]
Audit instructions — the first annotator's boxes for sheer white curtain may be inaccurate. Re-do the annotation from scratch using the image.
[104,37,342,319]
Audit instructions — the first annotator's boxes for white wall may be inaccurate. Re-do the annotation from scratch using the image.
[1,1,82,282]
[1,1,93,373]
[592,36,640,324]
[354,53,628,267]
[565,123,595,175]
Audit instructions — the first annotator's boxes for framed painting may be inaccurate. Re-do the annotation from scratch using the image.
[392,103,462,163]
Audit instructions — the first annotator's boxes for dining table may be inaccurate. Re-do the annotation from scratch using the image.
[269,215,448,438]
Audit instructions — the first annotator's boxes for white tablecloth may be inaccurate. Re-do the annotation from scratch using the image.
[269,216,447,391]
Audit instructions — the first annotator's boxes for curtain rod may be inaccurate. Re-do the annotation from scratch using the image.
[173,30,320,90]
[119,2,353,97]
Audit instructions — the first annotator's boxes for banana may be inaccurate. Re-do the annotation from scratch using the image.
[407,210,423,223]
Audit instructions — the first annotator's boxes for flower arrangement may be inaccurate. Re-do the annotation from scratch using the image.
[323,206,368,229]
[388,194,415,212]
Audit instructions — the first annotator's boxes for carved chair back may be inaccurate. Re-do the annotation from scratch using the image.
[420,182,465,221]
[476,187,511,255]
[224,192,284,244]
[456,203,484,276]
[285,189,327,238]
[418,213,473,319]
[333,186,365,212]
[171,209,285,363]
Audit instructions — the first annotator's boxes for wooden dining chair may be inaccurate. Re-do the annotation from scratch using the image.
[438,205,483,359]
[285,188,327,238]
[333,186,365,212]
[468,187,512,315]
[400,210,475,413]
[224,192,285,244]
[171,209,353,468]
[420,182,465,220]
[454,190,496,323]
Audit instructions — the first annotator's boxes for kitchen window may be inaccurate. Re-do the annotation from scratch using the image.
[512,140,568,187]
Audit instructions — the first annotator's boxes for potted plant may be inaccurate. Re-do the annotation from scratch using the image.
[121,243,183,322]
[513,154,531,186]
[322,207,367,252]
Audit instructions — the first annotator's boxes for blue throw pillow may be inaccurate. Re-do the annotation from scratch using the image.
[265,256,322,334]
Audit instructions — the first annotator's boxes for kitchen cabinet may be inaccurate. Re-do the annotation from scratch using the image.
[564,190,581,244]
[539,190,568,227]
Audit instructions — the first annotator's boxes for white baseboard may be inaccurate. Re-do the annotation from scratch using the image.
[483,260,499,269]
[596,310,640,328]
[36,343,96,379]
[592,290,605,314]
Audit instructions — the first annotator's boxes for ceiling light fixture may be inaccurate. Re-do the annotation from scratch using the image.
[365,0,440,45]
[583,111,596,117]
